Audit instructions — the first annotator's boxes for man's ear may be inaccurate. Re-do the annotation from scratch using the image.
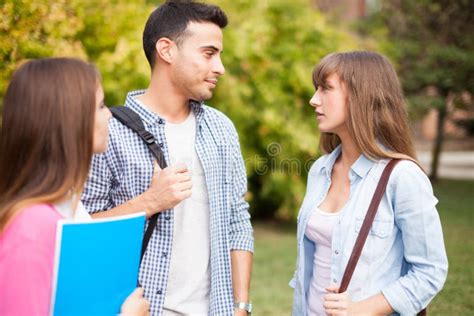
[155,38,175,64]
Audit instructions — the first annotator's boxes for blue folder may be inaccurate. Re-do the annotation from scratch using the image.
[50,212,146,316]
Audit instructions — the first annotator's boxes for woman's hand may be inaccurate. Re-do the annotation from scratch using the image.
[323,285,356,316]
[120,288,150,316]
[323,285,393,315]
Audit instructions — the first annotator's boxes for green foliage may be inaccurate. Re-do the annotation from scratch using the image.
[1,0,81,104]
[0,0,152,108]
[360,0,474,110]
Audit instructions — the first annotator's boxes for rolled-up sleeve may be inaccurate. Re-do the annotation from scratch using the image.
[228,132,254,253]
[382,161,448,315]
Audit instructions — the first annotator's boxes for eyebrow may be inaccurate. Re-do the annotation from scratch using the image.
[200,45,222,52]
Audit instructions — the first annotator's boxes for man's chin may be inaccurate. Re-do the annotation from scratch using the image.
[196,92,213,101]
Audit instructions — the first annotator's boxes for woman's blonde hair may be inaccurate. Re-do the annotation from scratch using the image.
[0,58,99,231]
[313,51,416,160]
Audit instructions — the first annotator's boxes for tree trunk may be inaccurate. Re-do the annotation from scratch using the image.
[429,94,449,182]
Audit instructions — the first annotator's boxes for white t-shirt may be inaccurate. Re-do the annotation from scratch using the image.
[162,111,211,316]
[54,197,91,220]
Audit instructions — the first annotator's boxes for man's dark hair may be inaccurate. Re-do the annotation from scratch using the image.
[143,0,228,69]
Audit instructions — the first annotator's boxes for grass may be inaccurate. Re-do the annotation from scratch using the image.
[250,179,474,315]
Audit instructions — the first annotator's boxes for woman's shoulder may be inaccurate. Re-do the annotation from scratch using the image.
[16,203,63,224]
[2,204,63,243]
[389,159,434,196]
[391,159,429,181]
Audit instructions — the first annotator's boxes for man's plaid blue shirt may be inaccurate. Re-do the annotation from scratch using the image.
[81,90,254,316]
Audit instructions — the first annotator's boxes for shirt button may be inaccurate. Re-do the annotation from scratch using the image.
[333,278,337,283]
[158,119,164,124]
[334,250,339,255]
[162,252,167,258]
[165,215,171,220]
[156,289,162,295]
[158,143,164,148]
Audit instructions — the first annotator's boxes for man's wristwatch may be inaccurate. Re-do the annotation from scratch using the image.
[234,302,252,315]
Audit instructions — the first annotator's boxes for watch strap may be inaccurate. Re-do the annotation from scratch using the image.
[234,301,252,314]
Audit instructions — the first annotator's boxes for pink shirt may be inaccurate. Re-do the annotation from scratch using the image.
[0,204,63,316]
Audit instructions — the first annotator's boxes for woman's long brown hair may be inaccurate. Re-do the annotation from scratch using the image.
[313,51,416,161]
[0,58,98,231]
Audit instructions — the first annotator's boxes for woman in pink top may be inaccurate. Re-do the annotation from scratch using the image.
[0,58,149,315]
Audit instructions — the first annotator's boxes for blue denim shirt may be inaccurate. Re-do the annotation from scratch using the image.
[290,146,448,315]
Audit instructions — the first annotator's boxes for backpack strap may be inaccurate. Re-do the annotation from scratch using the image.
[110,106,167,265]
[110,106,167,168]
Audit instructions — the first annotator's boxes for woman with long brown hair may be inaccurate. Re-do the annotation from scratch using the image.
[0,58,149,315]
[291,51,448,315]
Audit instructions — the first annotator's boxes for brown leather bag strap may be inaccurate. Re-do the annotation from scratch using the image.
[337,158,427,315]
[338,159,400,293]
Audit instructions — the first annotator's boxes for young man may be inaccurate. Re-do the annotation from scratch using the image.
[81,1,254,315]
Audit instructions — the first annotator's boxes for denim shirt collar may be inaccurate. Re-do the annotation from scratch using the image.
[319,145,341,181]
[124,90,205,126]
[352,154,375,179]
[318,145,375,181]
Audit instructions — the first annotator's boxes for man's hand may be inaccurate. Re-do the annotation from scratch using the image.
[90,162,192,219]
[140,162,192,217]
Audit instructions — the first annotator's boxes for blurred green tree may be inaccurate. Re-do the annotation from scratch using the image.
[0,0,151,109]
[360,0,474,181]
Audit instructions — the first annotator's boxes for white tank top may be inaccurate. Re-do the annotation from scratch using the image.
[305,207,341,316]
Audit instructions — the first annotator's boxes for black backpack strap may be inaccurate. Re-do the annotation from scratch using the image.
[110,106,167,168]
[110,106,167,265]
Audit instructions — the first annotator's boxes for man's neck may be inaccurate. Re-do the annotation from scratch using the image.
[137,75,191,124]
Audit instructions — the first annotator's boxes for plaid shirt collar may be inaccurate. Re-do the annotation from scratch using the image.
[124,90,205,126]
